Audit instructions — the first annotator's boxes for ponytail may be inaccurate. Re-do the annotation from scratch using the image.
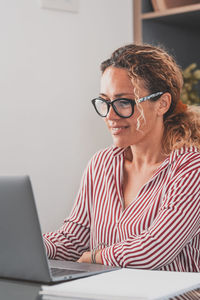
[162,105,200,153]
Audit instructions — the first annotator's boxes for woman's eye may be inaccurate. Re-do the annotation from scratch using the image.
[118,100,131,107]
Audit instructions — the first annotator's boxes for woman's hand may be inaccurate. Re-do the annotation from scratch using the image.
[77,251,92,263]
[77,250,103,264]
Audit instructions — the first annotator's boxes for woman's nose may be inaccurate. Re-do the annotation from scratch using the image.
[106,105,121,120]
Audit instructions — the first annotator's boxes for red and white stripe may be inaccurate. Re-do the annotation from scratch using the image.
[43,146,200,272]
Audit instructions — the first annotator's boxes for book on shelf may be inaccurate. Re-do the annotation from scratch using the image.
[151,0,200,11]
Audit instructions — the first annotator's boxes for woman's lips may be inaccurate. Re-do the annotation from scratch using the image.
[110,126,129,135]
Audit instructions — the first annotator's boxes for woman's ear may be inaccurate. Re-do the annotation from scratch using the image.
[157,93,171,116]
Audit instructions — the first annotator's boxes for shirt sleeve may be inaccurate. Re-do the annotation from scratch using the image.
[101,167,200,269]
[43,157,94,261]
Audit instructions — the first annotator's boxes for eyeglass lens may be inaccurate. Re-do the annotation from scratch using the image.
[94,99,108,117]
[114,99,132,117]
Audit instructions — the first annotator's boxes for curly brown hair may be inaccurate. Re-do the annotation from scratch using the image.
[101,44,200,154]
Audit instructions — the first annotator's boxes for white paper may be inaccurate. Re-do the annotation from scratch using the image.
[40,268,200,300]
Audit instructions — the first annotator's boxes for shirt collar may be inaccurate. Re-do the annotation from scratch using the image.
[112,145,199,162]
[112,145,127,157]
[169,146,199,164]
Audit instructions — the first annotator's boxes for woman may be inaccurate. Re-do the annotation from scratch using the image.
[43,44,200,272]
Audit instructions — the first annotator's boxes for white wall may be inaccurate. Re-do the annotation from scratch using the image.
[0,0,133,232]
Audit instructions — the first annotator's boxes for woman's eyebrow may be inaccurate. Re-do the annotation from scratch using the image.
[99,93,134,98]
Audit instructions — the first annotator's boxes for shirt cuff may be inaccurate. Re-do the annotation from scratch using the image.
[101,243,124,267]
[43,235,57,259]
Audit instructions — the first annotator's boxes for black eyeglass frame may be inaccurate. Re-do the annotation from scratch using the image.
[91,92,164,118]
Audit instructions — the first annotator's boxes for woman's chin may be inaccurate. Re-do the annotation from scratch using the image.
[112,137,130,149]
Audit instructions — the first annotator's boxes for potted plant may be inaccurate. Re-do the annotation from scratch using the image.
[181,63,200,105]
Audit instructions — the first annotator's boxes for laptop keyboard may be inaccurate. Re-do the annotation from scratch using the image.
[51,267,85,277]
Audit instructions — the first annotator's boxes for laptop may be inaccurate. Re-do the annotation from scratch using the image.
[0,176,118,283]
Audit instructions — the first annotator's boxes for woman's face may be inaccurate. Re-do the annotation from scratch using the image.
[100,66,161,148]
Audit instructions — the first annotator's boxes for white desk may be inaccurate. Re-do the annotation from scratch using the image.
[40,268,200,300]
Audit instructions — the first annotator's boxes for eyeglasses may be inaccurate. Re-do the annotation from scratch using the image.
[91,92,163,118]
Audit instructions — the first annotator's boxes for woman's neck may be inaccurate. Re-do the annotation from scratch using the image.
[124,140,167,172]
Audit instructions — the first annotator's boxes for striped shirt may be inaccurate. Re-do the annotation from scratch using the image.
[43,146,200,272]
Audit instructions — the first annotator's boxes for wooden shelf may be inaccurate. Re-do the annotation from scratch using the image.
[142,3,200,19]
[143,9,200,30]
[133,0,200,69]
